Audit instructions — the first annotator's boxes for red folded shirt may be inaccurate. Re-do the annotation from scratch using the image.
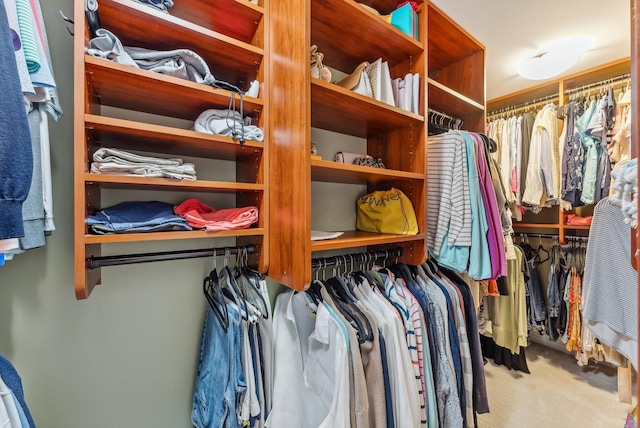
[566,214,593,226]
[174,199,258,232]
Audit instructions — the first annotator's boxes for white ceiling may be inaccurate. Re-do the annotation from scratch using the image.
[431,0,631,101]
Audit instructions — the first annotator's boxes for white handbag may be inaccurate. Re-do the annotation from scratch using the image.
[337,62,372,98]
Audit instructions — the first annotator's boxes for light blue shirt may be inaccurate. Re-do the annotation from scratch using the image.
[461,131,492,280]
[577,100,598,204]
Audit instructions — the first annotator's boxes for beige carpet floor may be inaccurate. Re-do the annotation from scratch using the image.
[476,343,636,428]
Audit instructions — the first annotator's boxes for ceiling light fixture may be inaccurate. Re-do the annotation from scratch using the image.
[517,36,593,80]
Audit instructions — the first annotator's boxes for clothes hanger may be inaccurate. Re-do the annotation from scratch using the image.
[325,276,371,343]
[535,241,550,265]
[203,253,229,332]
[219,248,251,321]
[233,248,269,320]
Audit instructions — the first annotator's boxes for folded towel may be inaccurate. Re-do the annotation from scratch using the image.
[194,109,264,142]
[174,198,258,232]
[91,147,196,180]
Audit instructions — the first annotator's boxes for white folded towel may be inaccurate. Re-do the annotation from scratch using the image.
[91,147,197,180]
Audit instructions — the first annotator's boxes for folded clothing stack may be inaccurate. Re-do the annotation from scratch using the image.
[175,198,258,232]
[91,148,197,180]
[87,29,223,89]
[194,109,264,142]
[135,0,174,13]
[85,201,191,234]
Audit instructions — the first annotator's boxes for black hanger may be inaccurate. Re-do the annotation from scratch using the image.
[534,241,550,265]
[218,249,251,321]
[306,280,324,306]
[326,277,372,343]
[203,268,229,332]
[234,248,269,319]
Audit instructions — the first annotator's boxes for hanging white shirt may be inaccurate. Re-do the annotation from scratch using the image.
[267,291,350,428]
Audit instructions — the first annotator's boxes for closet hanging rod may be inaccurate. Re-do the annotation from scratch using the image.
[513,232,559,240]
[487,93,559,117]
[513,232,588,242]
[565,235,589,241]
[428,108,458,121]
[565,72,631,95]
[311,248,403,269]
[87,245,255,269]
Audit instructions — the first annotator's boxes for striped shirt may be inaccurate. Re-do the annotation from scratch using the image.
[427,131,471,257]
[382,272,428,426]
[582,198,638,369]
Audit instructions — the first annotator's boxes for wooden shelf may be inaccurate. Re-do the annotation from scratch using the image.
[169,0,264,44]
[86,56,264,120]
[311,79,423,138]
[564,224,591,230]
[427,2,483,72]
[84,228,265,244]
[428,77,485,116]
[84,174,264,192]
[512,223,560,229]
[311,159,423,184]
[99,0,263,84]
[85,115,262,160]
[311,230,426,252]
[311,0,423,73]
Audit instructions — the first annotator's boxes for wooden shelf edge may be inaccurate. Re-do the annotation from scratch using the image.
[85,56,264,109]
[427,2,485,51]
[512,223,561,229]
[563,224,591,230]
[428,77,485,111]
[85,114,264,150]
[83,173,264,192]
[312,79,424,121]
[84,228,266,244]
[311,231,426,252]
[311,159,424,180]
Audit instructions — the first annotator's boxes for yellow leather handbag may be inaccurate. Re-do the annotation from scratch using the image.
[356,188,418,235]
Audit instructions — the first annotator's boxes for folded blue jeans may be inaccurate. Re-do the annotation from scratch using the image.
[85,201,191,234]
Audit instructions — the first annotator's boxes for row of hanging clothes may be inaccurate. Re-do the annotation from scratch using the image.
[268,250,489,428]
[427,128,514,282]
[559,77,632,210]
[191,247,273,428]
[485,74,632,217]
[486,97,560,215]
[493,228,636,373]
[428,109,464,135]
[0,0,62,264]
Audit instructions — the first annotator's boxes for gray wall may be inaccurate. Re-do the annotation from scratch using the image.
[0,1,368,426]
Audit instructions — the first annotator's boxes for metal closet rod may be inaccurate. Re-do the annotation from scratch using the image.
[513,232,559,240]
[565,72,631,95]
[87,244,255,269]
[428,108,459,121]
[311,248,403,269]
[487,93,559,117]
[513,232,588,241]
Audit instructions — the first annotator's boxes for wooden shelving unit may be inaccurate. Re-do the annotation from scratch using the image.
[311,79,424,138]
[489,59,631,244]
[269,0,484,290]
[74,0,269,299]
